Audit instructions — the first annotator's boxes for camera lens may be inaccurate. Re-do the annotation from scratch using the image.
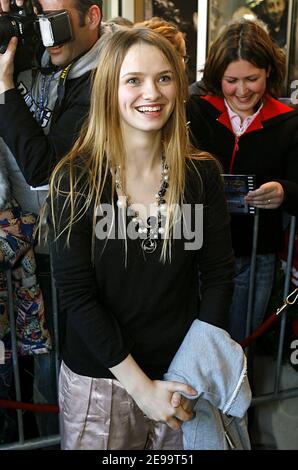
[0,16,19,52]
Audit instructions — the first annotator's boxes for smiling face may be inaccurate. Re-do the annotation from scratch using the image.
[221,59,268,119]
[118,43,176,137]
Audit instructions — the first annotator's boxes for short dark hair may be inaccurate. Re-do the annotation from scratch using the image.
[73,0,102,26]
[34,0,102,26]
[203,19,286,98]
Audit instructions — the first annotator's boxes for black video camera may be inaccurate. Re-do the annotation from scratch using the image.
[0,0,73,54]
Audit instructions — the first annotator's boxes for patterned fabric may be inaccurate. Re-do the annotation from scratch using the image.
[0,203,51,356]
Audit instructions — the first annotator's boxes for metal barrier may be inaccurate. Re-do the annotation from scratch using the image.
[0,216,297,450]
[0,258,61,450]
[245,215,298,408]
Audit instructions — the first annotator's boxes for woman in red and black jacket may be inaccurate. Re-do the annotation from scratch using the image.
[187,19,298,342]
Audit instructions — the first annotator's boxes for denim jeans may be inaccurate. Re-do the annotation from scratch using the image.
[33,254,59,437]
[228,254,276,343]
[0,355,17,443]
[0,347,12,401]
[33,352,59,437]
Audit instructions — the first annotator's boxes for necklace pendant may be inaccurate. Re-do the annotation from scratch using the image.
[141,237,157,254]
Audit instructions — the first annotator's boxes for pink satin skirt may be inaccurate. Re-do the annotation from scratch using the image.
[59,361,183,450]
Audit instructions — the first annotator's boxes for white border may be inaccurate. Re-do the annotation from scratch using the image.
[197,0,208,80]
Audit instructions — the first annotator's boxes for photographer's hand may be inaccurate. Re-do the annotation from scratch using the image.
[0,0,23,13]
[0,36,17,94]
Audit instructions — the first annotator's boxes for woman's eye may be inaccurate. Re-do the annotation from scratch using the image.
[247,77,258,82]
[159,75,172,83]
[127,78,139,85]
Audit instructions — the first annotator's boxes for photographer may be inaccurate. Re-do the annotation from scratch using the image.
[0,0,102,442]
[0,0,102,186]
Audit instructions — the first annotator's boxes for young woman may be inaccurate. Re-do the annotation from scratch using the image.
[48,28,234,450]
[187,19,298,343]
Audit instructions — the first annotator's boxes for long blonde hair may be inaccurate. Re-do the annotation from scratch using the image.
[49,27,203,260]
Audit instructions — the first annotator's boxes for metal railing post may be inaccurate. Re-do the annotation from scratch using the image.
[275,216,297,393]
[6,269,25,443]
[246,209,260,340]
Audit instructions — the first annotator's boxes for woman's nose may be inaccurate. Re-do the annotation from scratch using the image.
[237,81,248,96]
[142,80,161,100]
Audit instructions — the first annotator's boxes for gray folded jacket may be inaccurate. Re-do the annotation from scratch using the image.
[164,319,252,450]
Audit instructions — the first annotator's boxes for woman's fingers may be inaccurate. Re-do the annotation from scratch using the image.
[174,405,194,422]
[167,416,183,430]
[171,391,182,408]
[245,181,284,209]
[168,381,197,396]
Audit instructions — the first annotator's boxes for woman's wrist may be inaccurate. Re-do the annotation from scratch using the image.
[109,354,152,397]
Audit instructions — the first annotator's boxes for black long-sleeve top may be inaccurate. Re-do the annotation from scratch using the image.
[51,158,235,379]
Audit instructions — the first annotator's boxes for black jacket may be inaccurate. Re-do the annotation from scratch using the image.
[0,72,91,187]
[187,94,298,256]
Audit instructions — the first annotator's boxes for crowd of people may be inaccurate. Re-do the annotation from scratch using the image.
[0,0,297,451]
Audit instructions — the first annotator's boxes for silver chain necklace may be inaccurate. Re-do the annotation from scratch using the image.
[115,157,169,254]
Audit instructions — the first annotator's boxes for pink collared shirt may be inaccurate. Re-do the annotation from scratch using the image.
[225,99,263,137]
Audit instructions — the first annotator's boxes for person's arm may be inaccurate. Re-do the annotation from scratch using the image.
[0,74,91,187]
[51,186,132,369]
[0,36,16,94]
[196,159,235,331]
[51,174,196,429]
[0,4,89,186]
[0,79,90,186]
[0,41,90,187]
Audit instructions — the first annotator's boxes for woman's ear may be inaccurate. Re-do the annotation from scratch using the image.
[86,5,102,30]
